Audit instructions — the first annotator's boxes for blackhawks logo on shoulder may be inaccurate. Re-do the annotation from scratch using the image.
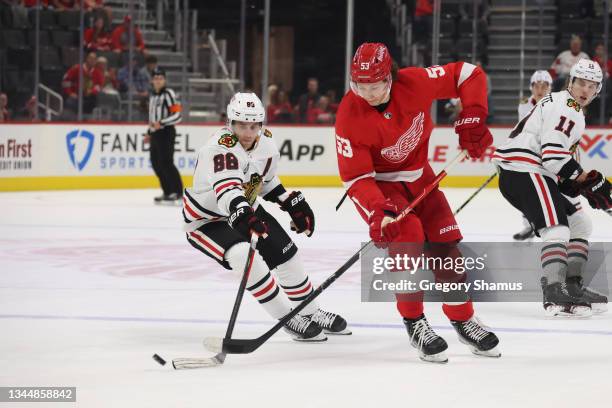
[218,133,238,148]
[567,98,581,112]
[263,128,273,138]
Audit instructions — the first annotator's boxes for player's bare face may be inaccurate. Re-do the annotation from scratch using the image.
[354,80,390,106]
[569,78,598,107]
[233,121,262,149]
[531,82,550,101]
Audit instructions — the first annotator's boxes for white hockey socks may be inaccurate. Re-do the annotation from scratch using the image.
[225,242,292,320]
[274,253,319,316]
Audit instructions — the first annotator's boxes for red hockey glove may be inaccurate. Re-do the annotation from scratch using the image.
[280,191,315,237]
[579,170,612,210]
[369,199,402,246]
[454,107,493,158]
[228,204,268,239]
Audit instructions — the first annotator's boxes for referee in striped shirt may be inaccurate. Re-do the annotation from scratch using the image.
[148,67,183,204]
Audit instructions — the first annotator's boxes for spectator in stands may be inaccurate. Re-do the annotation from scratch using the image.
[140,54,158,91]
[593,43,612,78]
[96,56,118,93]
[117,56,149,117]
[326,89,339,113]
[296,77,320,123]
[117,57,149,95]
[111,15,146,54]
[267,86,294,123]
[550,35,589,91]
[84,15,112,52]
[62,51,104,114]
[0,93,11,122]
[14,96,38,121]
[307,95,335,124]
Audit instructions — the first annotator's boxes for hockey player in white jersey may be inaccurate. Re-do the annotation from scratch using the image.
[493,59,611,317]
[513,70,553,240]
[183,92,350,341]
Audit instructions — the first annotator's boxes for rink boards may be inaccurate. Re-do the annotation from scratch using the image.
[0,123,611,191]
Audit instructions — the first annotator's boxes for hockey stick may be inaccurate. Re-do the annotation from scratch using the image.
[335,191,349,211]
[452,171,497,216]
[204,150,469,356]
[172,234,260,369]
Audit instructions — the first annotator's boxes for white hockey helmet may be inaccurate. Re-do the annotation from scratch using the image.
[569,58,603,94]
[226,92,265,123]
[530,70,552,86]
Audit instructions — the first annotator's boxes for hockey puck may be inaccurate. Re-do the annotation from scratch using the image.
[152,353,167,366]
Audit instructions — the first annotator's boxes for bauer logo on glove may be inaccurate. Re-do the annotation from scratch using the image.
[280,191,315,237]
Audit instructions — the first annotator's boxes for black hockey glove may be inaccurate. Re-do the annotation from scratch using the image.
[228,201,268,239]
[558,178,581,198]
[579,170,612,210]
[280,191,315,237]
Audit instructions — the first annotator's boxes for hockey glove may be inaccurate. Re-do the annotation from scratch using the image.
[579,170,612,210]
[454,106,493,158]
[280,191,315,237]
[228,202,268,239]
[558,177,581,198]
[369,199,402,247]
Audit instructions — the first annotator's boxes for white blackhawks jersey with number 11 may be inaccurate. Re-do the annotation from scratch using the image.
[493,90,585,181]
[182,126,282,232]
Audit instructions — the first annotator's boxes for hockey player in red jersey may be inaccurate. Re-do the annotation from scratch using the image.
[335,42,500,363]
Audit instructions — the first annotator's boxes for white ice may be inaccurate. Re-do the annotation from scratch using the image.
[1,187,611,408]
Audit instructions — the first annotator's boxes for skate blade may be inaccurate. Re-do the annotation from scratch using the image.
[419,351,448,364]
[545,305,592,318]
[469,345,501,358]
[324,328,352,335]
[292,333,328,342]
[592,303,608,314]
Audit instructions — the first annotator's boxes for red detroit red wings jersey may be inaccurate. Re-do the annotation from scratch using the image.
[335,62,488,214]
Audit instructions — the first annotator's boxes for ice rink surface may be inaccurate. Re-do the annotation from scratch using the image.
[1,187,611,408]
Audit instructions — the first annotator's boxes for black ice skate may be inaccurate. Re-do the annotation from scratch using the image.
[305,309,352,335]
[512,225,535,241]
[566,276,608,314]
[451,317,501,358]
[403,314,448,363]
[283,314,327,342]
[542,280,592,317]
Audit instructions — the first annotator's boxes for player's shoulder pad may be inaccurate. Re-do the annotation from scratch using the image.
[519,96,529,104]
[262,127,273,138]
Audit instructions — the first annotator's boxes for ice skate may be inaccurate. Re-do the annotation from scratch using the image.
[305,308,352,335]
[451,317,501,358]
[542,280,592,317]
[283,314,327,342]
[403,315,448,363]
[566,276,608,314]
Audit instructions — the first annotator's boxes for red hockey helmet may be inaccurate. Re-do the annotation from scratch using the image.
[350,43,392,83]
